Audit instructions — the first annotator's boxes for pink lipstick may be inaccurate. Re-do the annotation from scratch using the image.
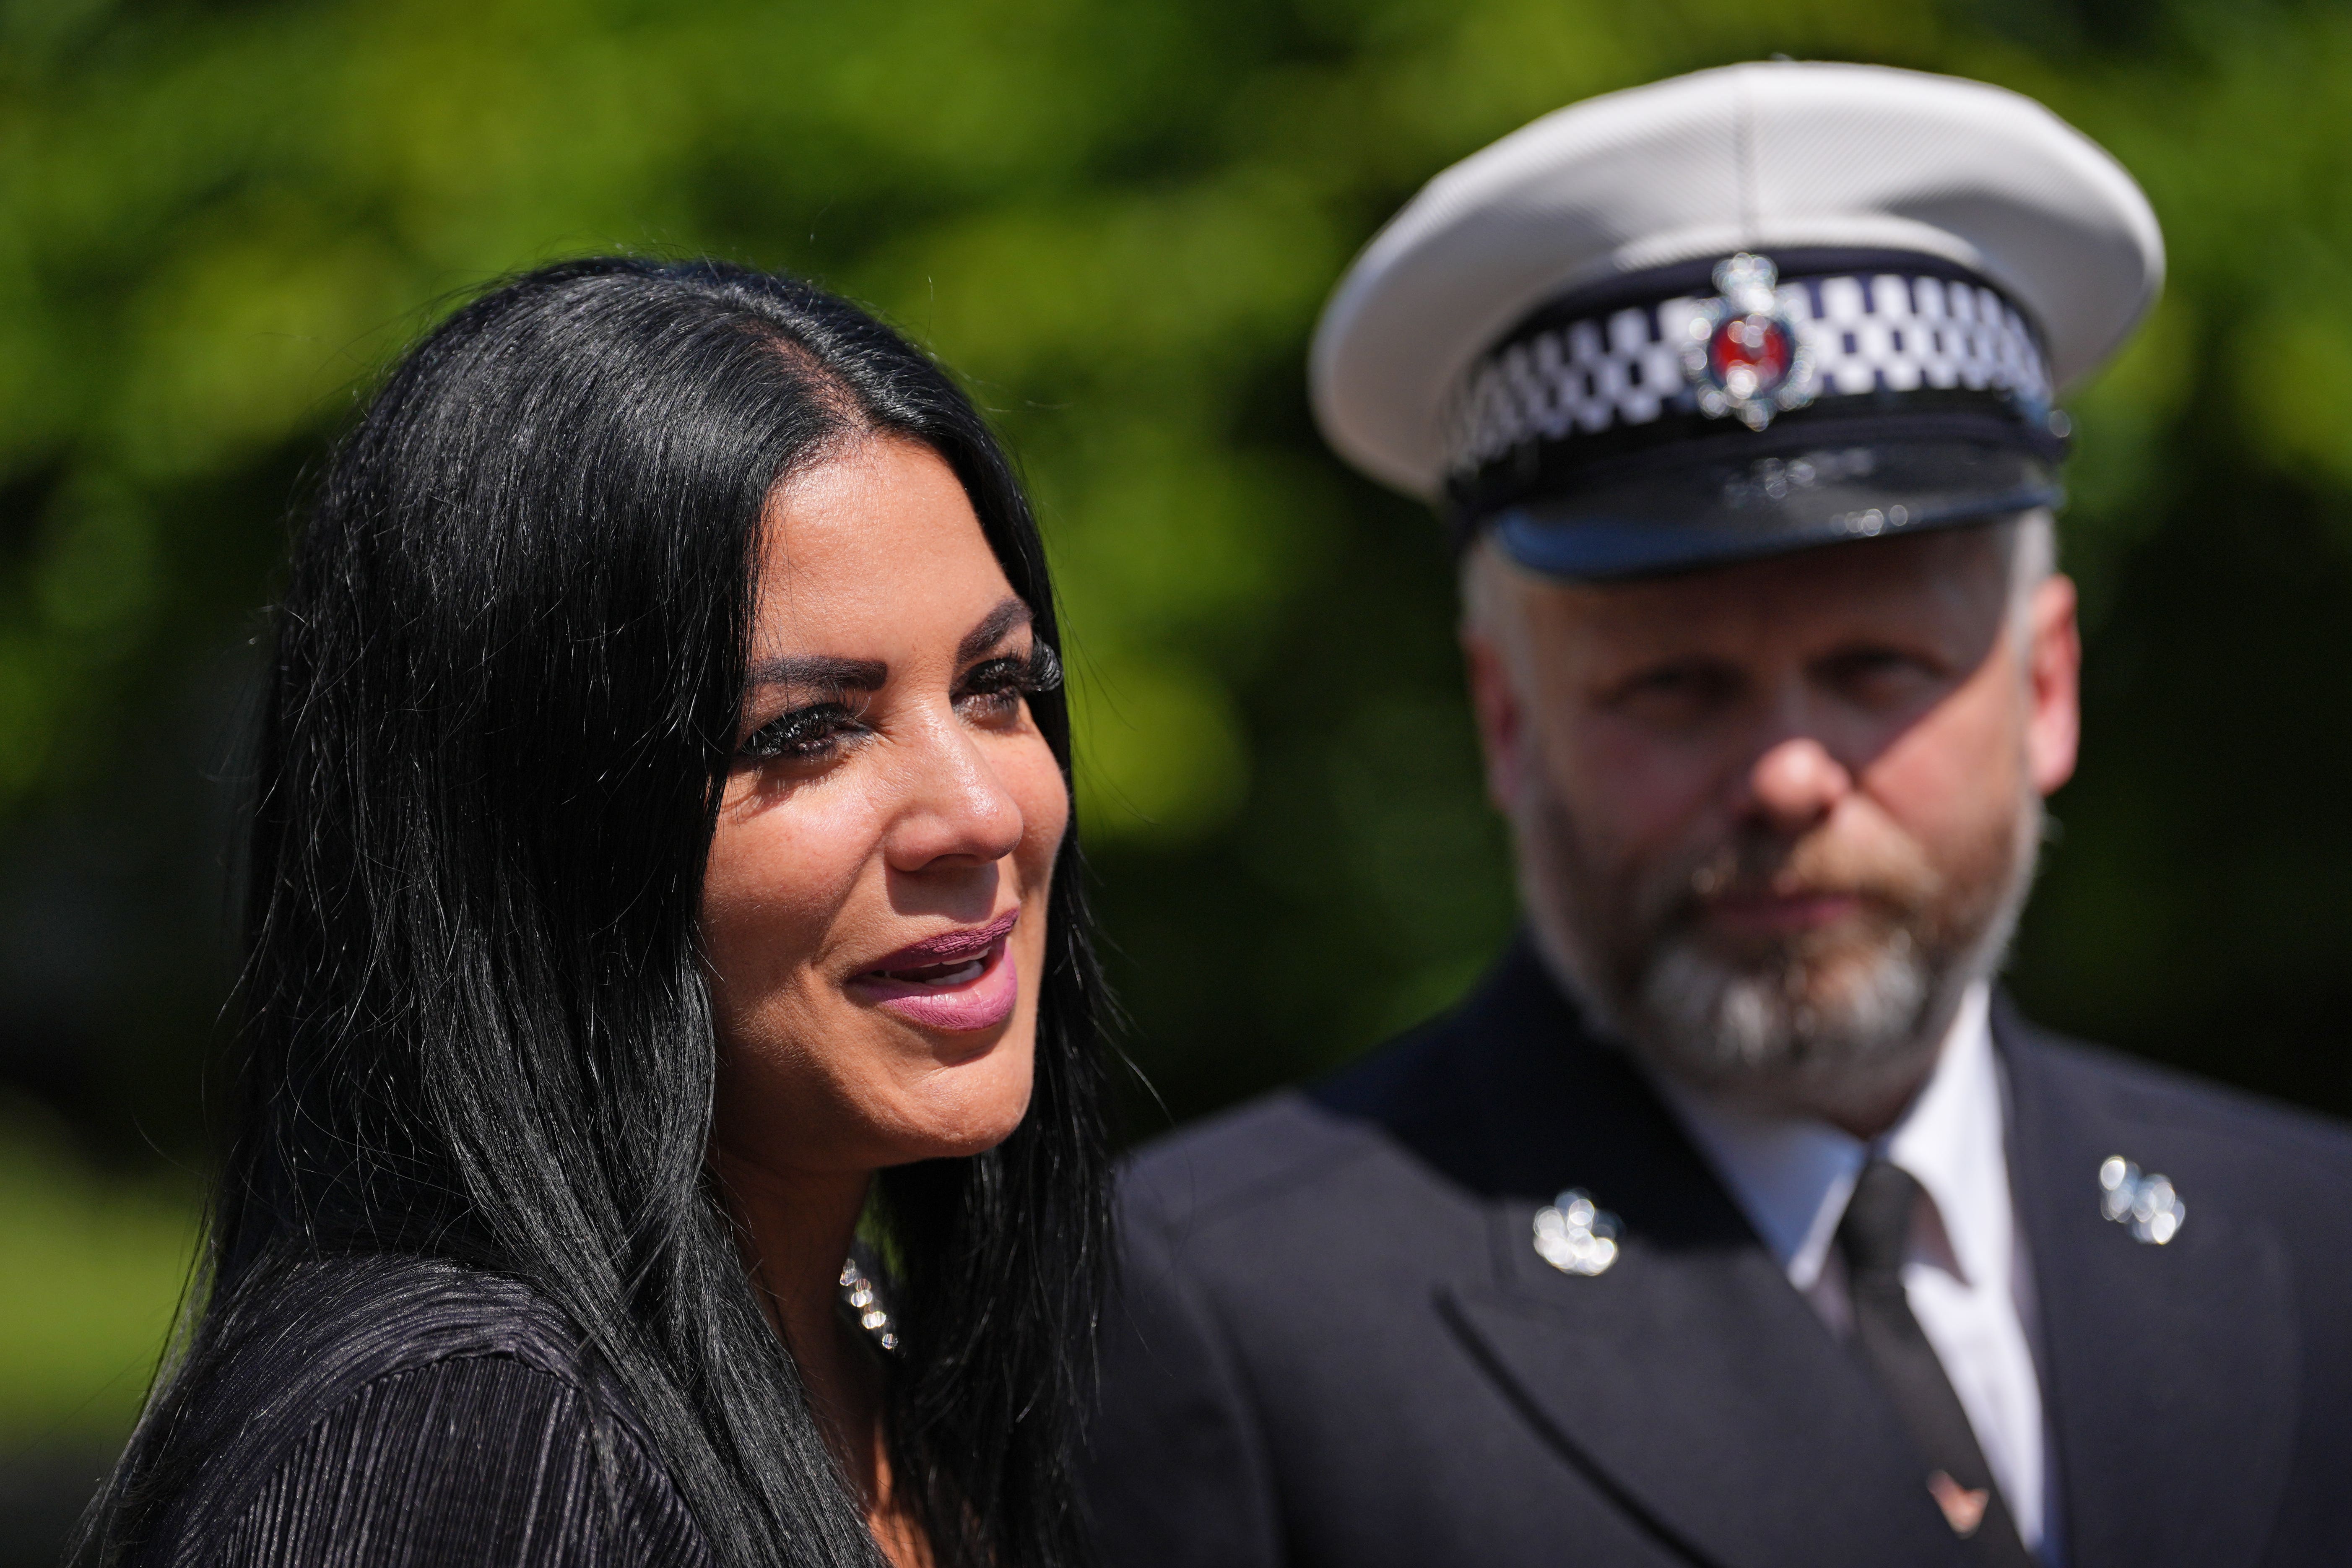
[849,910,1021,1032]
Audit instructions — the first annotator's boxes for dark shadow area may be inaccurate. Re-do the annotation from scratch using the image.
[2010,463,2352,1119]
[0,1443,107,1568]
[0,648,249,1171]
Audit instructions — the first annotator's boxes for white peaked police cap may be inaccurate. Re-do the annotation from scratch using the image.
[1309,60,2165,579]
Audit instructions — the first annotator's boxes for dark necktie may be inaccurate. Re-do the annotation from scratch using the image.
[1836,1159,2037,1565]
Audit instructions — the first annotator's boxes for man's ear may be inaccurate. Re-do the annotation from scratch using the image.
[1461,624,1525,814]
[2024,572,2081,798]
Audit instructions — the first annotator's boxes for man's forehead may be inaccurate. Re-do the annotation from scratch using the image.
[1526,528,2011,654]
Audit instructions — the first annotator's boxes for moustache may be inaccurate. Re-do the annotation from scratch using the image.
[1641,827,1944,937]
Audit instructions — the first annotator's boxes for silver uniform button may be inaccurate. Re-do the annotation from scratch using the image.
[2099,1154,2186,1245]
[1533,1188,1622,1276]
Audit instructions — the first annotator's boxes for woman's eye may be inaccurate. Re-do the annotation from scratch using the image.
[956,643,1061,720]
[957,661,1028,718]
[739,703,863,762]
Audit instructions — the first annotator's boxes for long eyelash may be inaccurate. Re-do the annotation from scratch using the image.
[1021,642,1063,695]
[959,644,1062,702]
[739,698,865,760]
[744,647,1057,756]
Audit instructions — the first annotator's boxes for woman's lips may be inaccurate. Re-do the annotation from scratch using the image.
[848,910,1021,1032]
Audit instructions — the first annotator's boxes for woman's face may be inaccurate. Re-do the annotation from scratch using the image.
[703,437,1068,1181]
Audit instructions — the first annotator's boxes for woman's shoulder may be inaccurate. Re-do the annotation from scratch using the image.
[132,1252,713,1567]
[207,1250,603,1390]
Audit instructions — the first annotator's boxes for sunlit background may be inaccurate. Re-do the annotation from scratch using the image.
[5,0,2352,1555]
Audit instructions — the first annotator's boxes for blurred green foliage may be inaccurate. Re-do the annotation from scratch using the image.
[0,1100,192,1442]
[5,0,2352,1444]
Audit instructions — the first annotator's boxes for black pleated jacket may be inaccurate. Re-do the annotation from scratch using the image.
[1082,939,2352,1568]
[122,1255,715,1568]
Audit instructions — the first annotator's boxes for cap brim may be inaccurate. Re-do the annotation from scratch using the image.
[1489,438,2060,580]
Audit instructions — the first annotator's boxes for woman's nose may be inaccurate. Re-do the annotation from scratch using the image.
[884,724,1027,873]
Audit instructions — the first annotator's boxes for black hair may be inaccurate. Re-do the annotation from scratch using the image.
[91,258,1112,1568]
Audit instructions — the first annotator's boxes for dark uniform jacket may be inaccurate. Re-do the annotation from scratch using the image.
[1083,939,2352,1568]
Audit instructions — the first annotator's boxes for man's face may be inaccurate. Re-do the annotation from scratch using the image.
[1462,523,2081,1134]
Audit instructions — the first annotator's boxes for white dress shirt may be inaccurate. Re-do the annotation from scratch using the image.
[1653,985,2056,1559]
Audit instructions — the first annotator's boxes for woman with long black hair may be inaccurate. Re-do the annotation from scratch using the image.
[90,258,1111,1568]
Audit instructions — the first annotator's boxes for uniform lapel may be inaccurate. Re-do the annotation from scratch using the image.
[1999,1006,2300,1568]
[1444,1217,1967,1568]
[1400,946,1966,1568]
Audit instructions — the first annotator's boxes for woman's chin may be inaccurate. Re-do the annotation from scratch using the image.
[903,1121,1024,1163]
[882,1061,1038,1164]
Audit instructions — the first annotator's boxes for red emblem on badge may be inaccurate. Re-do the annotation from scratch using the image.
[1682,254,1817,430]
[1709,312,1795,393]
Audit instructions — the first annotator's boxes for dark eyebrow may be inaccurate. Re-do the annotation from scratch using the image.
[742,600,1029,691]
[744,654,890,691]
[956,598,1032,666]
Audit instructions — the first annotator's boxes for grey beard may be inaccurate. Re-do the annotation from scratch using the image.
[1630,884,2014,1125]
[1530,796,2042,1128]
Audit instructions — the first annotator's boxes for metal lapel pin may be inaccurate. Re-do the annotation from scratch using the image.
[1533,1189,1621,1276]
[2099,1155,2185,1245]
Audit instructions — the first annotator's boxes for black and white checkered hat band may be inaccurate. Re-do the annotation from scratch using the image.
[1447,273,2053,476]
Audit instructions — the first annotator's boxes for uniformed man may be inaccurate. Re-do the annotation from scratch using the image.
[1083,61,2352,1568]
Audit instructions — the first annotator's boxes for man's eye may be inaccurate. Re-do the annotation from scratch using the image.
[740,703,862,762]
[1824,648,1937,698]
[1615,663,1739,712]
